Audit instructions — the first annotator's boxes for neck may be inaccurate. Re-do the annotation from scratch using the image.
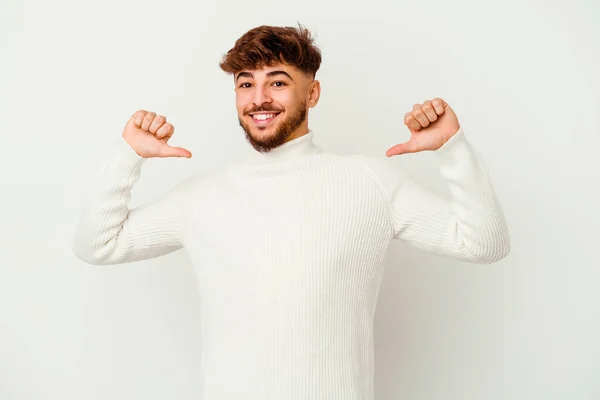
[245,130,320,165]
[283,123,309,143]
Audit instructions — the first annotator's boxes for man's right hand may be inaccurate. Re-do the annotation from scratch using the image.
[123,110,192,158]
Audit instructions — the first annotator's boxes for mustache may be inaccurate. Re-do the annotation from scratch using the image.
[244,105,284,115]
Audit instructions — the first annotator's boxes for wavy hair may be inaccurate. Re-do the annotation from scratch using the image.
[219,23,322,78]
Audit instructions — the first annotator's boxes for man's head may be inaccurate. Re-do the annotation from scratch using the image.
[219,24,322,153]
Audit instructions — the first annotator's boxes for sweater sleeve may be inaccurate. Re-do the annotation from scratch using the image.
[72,139,188,265]
[356,128,510,264]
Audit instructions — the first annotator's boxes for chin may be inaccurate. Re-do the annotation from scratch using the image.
[250,125,278,139]
[243,116,282,140]
[238,107,305,153]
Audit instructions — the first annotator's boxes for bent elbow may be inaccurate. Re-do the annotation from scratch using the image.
[469,234,511,265]
[72,243,98,265]
[490,226,512,263]
[484,240,511,264]
[72,237,112,266]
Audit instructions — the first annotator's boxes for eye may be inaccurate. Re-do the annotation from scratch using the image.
[272,81,286,87]
[238,82,252,88]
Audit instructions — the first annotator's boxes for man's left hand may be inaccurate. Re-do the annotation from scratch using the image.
[386,98,460,157]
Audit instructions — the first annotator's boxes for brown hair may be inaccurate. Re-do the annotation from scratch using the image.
[219,24,322,78]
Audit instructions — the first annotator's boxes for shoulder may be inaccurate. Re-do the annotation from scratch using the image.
[334,153,409,196]
[161,168,223,204]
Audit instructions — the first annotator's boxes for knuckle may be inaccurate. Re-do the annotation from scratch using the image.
[157,123,174,137]
[132,110,145,122]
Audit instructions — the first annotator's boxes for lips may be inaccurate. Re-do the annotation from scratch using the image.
[249,112,281,126]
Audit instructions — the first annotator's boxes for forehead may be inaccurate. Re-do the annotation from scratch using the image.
[235,64,302,80]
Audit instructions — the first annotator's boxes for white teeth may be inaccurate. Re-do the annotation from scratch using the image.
[254,113,275,121]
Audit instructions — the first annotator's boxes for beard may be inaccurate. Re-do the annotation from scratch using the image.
[238,102,307,153]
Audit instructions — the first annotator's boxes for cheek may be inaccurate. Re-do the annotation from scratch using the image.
[271,92,294,109]
[236,97,248,115]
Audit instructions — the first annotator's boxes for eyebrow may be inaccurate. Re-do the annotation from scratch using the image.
[235,70,294,82]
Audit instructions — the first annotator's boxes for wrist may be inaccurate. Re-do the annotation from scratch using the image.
[118,136,145,162]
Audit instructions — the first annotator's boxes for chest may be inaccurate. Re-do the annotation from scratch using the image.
[194,173,389,250]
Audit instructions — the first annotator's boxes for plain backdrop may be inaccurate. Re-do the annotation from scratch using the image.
[1,0,598,399]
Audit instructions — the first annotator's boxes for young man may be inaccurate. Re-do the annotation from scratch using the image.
[73,25,510,400]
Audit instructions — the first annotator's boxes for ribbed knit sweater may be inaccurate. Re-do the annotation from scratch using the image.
[72,128,510,400]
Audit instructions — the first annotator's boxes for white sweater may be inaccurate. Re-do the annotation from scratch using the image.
[73,128,510,400]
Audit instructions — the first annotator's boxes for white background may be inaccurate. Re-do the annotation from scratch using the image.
[1,0,598,399]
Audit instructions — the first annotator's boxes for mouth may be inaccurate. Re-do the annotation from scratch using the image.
[248,112,282,127]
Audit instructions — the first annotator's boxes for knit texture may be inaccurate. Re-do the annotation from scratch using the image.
[73,128,510,400]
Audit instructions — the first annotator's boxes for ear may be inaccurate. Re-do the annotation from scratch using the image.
[308,80,321,108]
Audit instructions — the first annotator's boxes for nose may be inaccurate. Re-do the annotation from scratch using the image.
[252,85,271,106]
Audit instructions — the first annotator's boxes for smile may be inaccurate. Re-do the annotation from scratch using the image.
[250,112,281,126]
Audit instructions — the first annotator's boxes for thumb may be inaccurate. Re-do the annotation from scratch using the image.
[386,140,418,157]
[157,143,192,158]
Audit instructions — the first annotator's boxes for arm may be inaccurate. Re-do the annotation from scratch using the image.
[388,128,510,263]
[72,139,188,265]
[379,98,510,263]
[73,109,193,265]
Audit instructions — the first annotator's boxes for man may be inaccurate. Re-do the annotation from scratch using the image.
[73,24,510,400]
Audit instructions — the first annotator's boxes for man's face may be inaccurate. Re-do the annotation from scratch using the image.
[235,64,320,153]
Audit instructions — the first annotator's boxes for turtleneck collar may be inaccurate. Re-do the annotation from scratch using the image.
[244,131,320,165]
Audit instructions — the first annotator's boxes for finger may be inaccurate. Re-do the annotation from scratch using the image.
[421,101,438,123]
[131,110,147,127]
[156,122,174,140]
[157,143,192,158]
[431,98,446,114]
[404,113,422,132]
[126,113,138,129]
[386,140,418,157]
[141,112,156,131]
[411,104,430,128]
[149,115,167,134]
